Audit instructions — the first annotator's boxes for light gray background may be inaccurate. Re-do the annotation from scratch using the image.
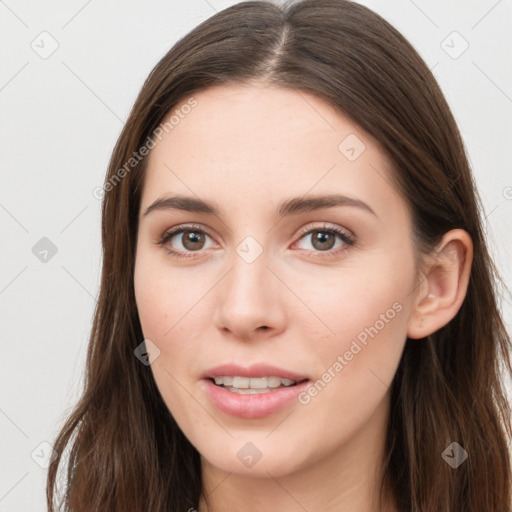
[1,0,511,510]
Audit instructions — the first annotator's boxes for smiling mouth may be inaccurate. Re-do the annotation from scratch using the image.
[209,375,309,394]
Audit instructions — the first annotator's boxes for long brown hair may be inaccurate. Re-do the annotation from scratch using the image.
[46,1,512,510]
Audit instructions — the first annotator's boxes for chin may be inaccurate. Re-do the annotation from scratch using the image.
[199,438,311,478]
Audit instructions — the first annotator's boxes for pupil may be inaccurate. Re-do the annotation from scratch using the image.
[313,231,335,250]
[183,231,204,250]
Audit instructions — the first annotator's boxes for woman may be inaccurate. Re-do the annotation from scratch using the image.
[46,0,512,510]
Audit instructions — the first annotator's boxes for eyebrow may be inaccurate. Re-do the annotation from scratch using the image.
[142,193,377,218]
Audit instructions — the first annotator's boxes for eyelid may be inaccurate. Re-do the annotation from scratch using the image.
[156,222,217,246]
[294,222,353,241]
[291,222,355,257]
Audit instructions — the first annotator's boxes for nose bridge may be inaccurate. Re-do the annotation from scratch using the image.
[225,240,273,311]
[213,234,286,337]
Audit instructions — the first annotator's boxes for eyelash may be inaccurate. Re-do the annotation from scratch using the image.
[156,223,355,260]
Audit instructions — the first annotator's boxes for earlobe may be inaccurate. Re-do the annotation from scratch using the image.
[407,229,473,340]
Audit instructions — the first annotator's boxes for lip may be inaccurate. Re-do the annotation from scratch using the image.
[200,363,310,419]
[201,363,309,382]
[201,378,310,419]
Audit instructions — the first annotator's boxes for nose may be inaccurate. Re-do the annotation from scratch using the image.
[212,249,287,341]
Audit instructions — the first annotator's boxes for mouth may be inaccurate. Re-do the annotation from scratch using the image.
[202,376,311,419]
[208,375,310,395]
[201,363,311,417]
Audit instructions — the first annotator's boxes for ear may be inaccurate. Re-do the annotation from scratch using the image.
[407,229,473,340]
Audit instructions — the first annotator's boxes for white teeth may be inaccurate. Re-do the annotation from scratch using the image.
[233,376,250,388]
[267,376,282,388]
[212,375,298,389]
[248,377,268,389]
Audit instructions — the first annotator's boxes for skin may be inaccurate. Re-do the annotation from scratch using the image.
[133,83,473,511]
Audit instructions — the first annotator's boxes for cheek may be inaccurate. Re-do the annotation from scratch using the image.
[305,292,407,401]
[292,302,408,446]
[134,254,201,374]
[134,248,198,339]
[134,258,205,424]
[296,258,410,343]
[134,269,171,343]
[294,251,413,397]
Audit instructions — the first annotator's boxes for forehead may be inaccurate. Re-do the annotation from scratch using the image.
[140,83,402,221]
[164,82,365,154]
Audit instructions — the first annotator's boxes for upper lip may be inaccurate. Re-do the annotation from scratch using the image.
[201,363,309,382]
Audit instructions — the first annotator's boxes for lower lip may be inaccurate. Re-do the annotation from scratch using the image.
[201,379,310,419]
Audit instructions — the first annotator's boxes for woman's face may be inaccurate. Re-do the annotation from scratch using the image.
[134,83,420,478]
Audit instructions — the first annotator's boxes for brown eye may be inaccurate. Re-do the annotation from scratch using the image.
[294,225,355,257]
[181,230,206,251]
[310,230,336,251]
[157,225,215,257]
